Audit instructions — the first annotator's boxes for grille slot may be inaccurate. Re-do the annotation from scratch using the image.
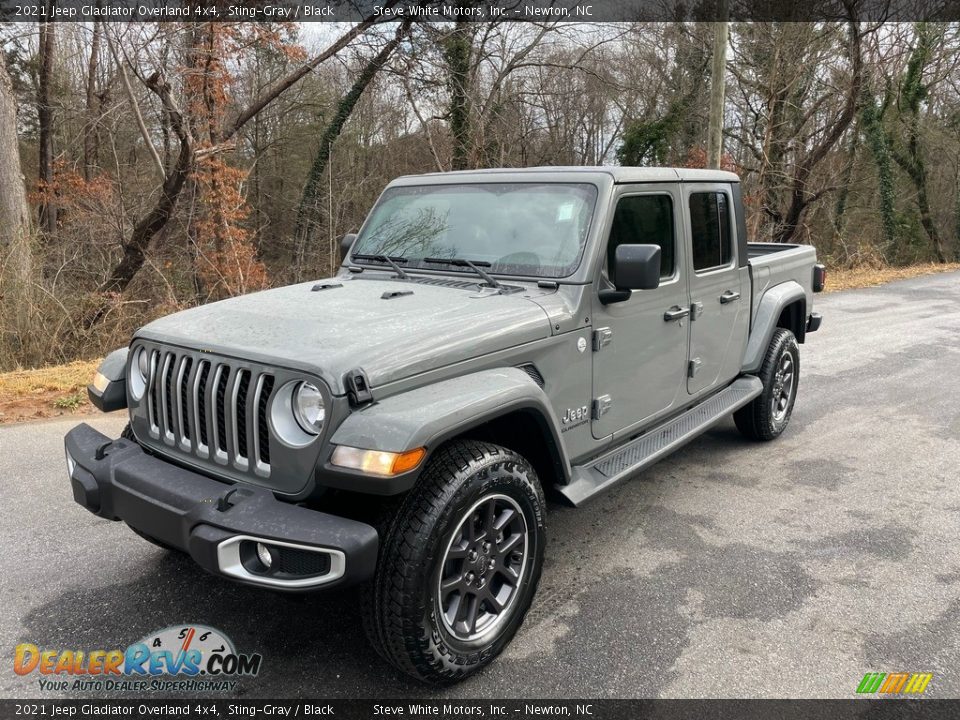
[215,367,230,454]
[142,348,275,477]
[162,353,176,439]
[196,361,210,449]
[235,370,250,462]
[148,350,160,430]
[178,356,193,443]
[256,375,275,467]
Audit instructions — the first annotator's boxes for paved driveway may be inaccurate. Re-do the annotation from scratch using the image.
[2,271,959,698]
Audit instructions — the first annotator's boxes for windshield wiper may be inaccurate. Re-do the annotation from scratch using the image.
[351,253,410,280]
[424,257,506,292]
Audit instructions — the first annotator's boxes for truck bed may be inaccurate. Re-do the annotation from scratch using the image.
[747,242,818,319]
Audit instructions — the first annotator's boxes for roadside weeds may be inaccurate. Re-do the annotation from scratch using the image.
[0,359,100,425]
[823,262,960,293]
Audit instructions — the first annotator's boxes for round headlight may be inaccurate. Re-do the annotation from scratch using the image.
[137,347,150,380]
[129,347,149,401]
[292,382,325,434]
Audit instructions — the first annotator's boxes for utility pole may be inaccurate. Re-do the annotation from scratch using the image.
[707,1,729,169]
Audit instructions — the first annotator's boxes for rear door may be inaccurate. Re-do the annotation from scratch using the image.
[683,184,750,395]
[590,185,690,439]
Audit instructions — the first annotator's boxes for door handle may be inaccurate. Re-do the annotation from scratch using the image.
[720,290,741,304]
[663,306,690,322]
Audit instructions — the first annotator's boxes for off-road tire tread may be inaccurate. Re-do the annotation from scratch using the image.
[361,439,544,685]
[734,328,799,441]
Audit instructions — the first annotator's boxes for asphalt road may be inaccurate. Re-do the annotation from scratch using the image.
[2,271,959,700]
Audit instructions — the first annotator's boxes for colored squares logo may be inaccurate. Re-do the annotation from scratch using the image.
[857,672,933,694]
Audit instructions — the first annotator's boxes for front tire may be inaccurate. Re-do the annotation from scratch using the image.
[734,328,800,441]
[362,440,546,685]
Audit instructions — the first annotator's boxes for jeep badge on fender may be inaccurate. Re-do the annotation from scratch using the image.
[562,405,589,423]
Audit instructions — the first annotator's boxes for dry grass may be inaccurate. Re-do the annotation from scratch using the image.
[824,262,960,293]
[0,359,101,425]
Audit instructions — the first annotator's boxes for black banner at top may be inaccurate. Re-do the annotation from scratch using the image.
[1,0,959,22]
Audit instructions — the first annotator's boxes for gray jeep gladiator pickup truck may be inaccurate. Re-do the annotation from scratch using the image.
[65,167,824,684]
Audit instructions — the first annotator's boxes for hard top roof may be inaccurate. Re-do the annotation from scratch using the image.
[391,166,740,184]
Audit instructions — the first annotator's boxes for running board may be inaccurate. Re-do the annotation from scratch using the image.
[557,376,763,506]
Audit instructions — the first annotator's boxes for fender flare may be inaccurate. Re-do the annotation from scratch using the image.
[742,281,806,374]
[328,367,571,491]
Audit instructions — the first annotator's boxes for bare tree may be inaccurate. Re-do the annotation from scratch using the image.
[83,16,103,181]
[96,18,388,303]
[294,20,412,276]
[37,3,57,234]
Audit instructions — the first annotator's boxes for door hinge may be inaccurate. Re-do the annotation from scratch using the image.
[592,327,613,352]
[690,301,704,320]
[592,394,612,419]
[688,358,702,378]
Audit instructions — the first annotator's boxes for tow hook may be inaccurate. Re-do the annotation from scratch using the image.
[216,487,254,512]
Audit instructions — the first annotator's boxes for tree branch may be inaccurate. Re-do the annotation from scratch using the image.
[223,15,395,142]
[105,29,165,178]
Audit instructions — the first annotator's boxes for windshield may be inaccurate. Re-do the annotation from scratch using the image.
[351,182,599,279]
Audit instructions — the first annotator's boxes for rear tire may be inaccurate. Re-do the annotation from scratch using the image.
[362,440,546,685]
[734,328,800,441]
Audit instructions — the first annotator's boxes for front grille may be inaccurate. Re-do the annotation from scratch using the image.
[144,348,275,476]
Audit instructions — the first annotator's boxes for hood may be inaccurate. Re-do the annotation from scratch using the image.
[136,276,552,395]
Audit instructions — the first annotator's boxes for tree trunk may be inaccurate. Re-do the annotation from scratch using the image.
[772,19,863,244]
[83,17,102,181]
[37,5,57,233]
[706,12,729,169]
[0,55,31,278]
[955,160,960,261]
[0,53,34,367]
[860,94,897,255]
[294,21,410,276]
[444,21,473,170]
[915,168,946,262]
[887,23,947,263]
[832,122,858,238]
[97,72,193,299]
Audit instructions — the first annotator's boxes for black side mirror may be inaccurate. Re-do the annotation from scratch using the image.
[600,244,661,305]
[339,233,358,263]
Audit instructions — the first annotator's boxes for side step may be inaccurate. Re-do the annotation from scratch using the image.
[557,376,763,506]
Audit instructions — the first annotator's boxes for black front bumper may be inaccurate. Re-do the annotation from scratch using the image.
[64,423,378,591]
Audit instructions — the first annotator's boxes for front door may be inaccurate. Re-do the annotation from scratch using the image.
[591,186,690,439]
[683,185,749,395]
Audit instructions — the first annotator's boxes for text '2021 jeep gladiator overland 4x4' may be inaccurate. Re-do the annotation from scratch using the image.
[66,167,824,684]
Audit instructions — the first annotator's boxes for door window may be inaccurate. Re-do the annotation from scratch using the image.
[689,192,733,272]
[607,195,675,284]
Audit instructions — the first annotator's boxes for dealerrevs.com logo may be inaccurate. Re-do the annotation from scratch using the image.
[14,624,262,692]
